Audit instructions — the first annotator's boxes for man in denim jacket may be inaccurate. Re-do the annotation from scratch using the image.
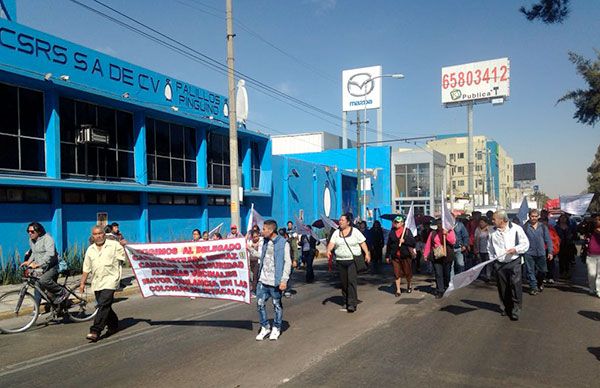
[255,220,292,341]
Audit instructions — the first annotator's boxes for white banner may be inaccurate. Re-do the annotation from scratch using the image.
[125,239,250,303]
[342,65,382,112]
[441,191,455,231]
[405,202,417,236]
[443,258,496,297]
[442,58,510,105]
[560,193,594,216]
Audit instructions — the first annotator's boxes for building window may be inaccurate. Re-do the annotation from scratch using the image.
[452,181,456,190]
[458,180,464,186]
[0,186,51,203]
[0,83,45,173]
[207,196,231,206]
[146,118,197,184]
[60,98,134,180]
[394,163,430,198]
[251,141,261,190]
[458,152,465,159]
[148,194,200,205]
[477,152,483,160]
[476,165,483,172]
[62,189,139,204]
[457,166,464,173]
[207,132,230,187]
[449,154,456,162]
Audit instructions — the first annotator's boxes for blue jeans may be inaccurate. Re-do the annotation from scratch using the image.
[451,248,465,277]
[256,282,283,329]
[524,254,547,290]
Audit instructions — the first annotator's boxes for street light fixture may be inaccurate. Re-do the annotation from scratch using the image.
[356,73,404,221]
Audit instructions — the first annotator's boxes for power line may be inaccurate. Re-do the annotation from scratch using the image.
[68,0,411,140]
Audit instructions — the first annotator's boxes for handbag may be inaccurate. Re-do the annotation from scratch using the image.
[340,228,368,273]
[429,232,455,263]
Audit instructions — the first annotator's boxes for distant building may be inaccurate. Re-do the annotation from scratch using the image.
[391,148,446,216]
[271,132,354,155]
[427,133,514,208]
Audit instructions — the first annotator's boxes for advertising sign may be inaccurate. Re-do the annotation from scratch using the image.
[342,65,382,111]
[0,19,229,123]
[441,58,510,105]
[125,239,251,304]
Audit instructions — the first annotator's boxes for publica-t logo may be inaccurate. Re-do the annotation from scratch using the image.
[347,72,376,97]
[450,89,462,101]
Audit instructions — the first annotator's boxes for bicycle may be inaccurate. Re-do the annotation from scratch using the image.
[0,267,98,334]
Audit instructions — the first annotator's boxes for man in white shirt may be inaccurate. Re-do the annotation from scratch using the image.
[488,210,530,321]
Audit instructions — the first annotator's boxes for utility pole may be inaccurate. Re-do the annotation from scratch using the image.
[350,111,368,220]
[467,102,474,206]
[226,0,240,227]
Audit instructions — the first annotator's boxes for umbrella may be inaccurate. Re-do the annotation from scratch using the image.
[312,219,338,229]
[415,214,435,225]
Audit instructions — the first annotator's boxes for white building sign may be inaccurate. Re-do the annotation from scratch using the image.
[342,65,382,112]
[441,58,510,105]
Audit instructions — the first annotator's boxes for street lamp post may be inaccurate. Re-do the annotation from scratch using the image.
[357,73,404,220]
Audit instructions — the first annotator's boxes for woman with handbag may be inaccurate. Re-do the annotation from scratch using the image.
[326,213,371,313]
[385,215,416,296]
[423,218,457,299]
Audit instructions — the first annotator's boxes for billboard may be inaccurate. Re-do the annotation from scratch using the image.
[514,163,536,181]
[441,58,510,105]
[342,65,382,112]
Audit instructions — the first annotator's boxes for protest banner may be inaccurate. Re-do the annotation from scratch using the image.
[560,193,594,216]
[125,238,251,304]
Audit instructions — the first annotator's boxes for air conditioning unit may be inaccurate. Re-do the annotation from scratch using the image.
[75,124,109,145]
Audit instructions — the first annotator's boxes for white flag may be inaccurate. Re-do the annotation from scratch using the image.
[517,196,529,224]
[295,216,320,241]
[443,258,496,297]
[405,202,417,236]
[208,222,223,238]
[560,193,594,216]
[441,191,455,231]
[246,203,254,233]
[320,214,339,230]
[246,203,265,233]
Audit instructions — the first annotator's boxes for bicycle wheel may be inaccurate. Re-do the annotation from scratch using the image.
[66,296,98,322]
[0,290,39,334]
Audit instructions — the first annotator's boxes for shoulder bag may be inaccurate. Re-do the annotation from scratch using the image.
[341,228,368,273]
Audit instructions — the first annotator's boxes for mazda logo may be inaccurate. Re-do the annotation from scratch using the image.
[347,73,376,97]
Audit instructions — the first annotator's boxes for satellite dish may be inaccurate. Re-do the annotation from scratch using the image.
[236,79,248,125]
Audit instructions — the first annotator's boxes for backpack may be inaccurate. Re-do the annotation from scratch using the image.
[548,227,561,256]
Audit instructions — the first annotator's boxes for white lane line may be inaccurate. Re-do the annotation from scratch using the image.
[209,301,237,310]
[0,302,242,378]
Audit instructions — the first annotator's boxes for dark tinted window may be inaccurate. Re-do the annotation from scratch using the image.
[0,83,45,173]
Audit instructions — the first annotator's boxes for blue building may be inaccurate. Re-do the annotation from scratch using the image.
[0,3,368,264]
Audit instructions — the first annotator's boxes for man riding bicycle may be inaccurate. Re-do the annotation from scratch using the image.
[20,222,68,306]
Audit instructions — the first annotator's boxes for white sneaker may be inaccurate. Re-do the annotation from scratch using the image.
[269,327,281,340]
[255,326,271,341]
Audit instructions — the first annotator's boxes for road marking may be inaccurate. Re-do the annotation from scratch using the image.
[0,301,242,378]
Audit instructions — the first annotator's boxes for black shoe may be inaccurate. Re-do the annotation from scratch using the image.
[500,310,507,316]
[347,305,356,313]
[529,289,539,296]
[510,314,519,321]
[435,293,443,299]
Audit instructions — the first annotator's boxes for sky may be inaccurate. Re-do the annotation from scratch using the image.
[14,0,600,198]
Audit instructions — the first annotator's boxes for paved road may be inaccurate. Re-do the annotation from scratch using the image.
[1,261,598,387]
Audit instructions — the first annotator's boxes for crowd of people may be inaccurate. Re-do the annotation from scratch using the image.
[18,209,600,342]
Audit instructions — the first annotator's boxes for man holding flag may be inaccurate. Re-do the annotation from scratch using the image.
[488,210,529,321]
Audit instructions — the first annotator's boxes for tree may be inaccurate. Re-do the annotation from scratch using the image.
[588,144,600,213]
[558,51,600,126]
[520,0,570,24]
